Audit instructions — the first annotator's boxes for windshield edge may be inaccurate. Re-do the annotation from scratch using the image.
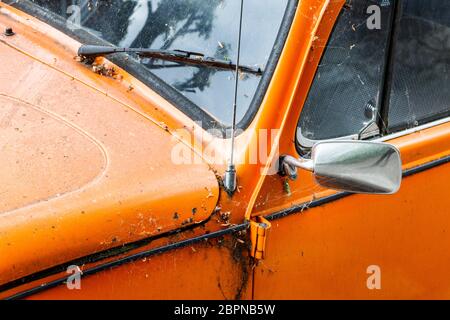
[6,0,298,137]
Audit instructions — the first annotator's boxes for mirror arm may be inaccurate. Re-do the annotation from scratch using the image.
[279,155,314,181]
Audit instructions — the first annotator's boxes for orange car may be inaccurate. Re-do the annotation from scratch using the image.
[0,0,449,300]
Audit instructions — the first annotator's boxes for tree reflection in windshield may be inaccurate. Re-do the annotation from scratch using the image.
[26,0,289,125]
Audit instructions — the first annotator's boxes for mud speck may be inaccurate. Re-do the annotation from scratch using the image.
[181,217,194,225]
[160,122,169,131]
[220,211,231,223]
[92,63,116,77]
[74,55,84,62]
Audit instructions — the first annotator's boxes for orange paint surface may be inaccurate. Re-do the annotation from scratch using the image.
[0,0,449,300]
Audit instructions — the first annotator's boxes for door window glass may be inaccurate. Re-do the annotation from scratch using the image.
[297,0,393,142]
[387,0,450,132]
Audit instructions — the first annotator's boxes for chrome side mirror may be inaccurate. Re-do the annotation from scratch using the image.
[280,141,402,194]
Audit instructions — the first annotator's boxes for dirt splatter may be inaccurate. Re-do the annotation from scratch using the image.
[181,217,194,226]
[92,63,116,77]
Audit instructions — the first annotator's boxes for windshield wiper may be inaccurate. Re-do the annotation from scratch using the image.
[77,45,263,76]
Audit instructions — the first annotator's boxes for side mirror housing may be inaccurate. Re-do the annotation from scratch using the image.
[280,141,402,194]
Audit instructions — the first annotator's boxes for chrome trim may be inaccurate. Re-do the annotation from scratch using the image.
[312,140,402,194]
[297,117,450,148]
[376,117,450,142]
[280,140,403,194]
[280,155,314,180]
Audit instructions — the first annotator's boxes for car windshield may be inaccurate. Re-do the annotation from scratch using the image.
[9,0,292,129]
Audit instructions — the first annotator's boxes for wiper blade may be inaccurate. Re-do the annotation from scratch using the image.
[77,45,263,76]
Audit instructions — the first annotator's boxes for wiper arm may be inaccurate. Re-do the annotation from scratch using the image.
[77,45,263,76]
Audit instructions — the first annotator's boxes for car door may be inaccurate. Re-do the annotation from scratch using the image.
[252,0,450,299]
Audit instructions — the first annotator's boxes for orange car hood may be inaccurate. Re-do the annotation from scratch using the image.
[0,22,219,283]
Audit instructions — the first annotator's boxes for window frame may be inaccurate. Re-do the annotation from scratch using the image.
[296,0,450,152]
